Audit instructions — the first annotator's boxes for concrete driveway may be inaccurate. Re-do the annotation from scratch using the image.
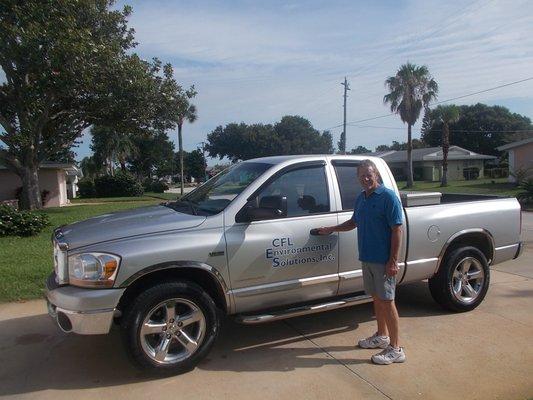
[1,217,532,400]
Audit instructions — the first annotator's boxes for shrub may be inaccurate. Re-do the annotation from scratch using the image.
[149,181,169,193]
[77,178,96,197]
[0,205,50,237]
[510,167,533,187]
[94,172,144,197]
[517,178,533,205]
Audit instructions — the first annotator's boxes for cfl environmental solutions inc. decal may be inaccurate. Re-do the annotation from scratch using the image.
[265,237,335,268]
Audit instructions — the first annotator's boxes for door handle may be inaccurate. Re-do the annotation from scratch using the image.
[310,228,331,236]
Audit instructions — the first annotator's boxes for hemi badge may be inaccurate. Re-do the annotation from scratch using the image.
[209,251,225,257]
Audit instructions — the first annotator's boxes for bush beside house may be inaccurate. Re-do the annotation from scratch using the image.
[0,205,50,237]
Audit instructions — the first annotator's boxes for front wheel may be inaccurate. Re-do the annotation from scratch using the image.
[429,246,490,312]
[121,281,220,374]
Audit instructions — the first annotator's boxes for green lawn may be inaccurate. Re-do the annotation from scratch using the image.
[0,198,164,303]
[71,191,178,203]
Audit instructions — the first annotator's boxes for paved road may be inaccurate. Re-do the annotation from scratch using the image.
[165,186,196,194]
[1,215,532,400]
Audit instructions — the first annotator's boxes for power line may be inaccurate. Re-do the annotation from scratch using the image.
[323,76,533,131]
[431,77,533,105]
[344,124,533,134]
[325,113,394,130]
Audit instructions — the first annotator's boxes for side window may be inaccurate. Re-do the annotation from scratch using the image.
[333,163,362,211]
[257,165,330,218]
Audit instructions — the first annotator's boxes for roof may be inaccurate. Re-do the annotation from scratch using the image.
[0,161,79,172]
[496,137,533,151]
[364,146,496,162]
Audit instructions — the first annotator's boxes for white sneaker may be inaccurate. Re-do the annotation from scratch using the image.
[357,333,390,349]
[371,345,406,365]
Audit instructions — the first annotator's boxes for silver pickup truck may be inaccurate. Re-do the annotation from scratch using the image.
[46,155,522,373]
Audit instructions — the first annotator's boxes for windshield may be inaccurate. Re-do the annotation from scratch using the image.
[164,162,271,216]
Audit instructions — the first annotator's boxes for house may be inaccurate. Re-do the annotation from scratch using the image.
[0,162,81,208]
[496,138,533,183]
[366,146,496,181]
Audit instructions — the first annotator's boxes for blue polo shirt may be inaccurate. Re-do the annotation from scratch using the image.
[351,185,403,264]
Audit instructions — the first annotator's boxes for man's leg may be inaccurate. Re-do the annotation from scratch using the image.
[370,299,405,364]
[380,299,400,348]
[372,295,389,337]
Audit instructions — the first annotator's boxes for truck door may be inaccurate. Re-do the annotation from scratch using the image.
[331,161,365,295]
[225,161,340,314]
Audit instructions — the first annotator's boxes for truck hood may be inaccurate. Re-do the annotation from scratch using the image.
[60,205,206,250]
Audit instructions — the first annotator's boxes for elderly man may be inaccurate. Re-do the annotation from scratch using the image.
[317,159,405,365]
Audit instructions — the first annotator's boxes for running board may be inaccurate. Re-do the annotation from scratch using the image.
[235,293,372,324]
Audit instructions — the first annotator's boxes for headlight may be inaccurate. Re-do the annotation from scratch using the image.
[68,253,121,288]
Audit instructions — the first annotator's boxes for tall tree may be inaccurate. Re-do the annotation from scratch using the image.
[431,105,460,186]
[79,156,102,179]
[0,1,176,209]
[174,87,197,195]
[274,116,333,155]
[90,125,137,173]
[349,145,371,154]
[206,116,333,162]
[384,63,438,187]
[421,103,533,156]
[128,130,175,179]
[183,149,207,182]
[375,139,428,152]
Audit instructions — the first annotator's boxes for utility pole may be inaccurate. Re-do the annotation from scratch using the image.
[339,77,350,154]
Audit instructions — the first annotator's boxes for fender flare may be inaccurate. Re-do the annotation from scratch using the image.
[434,228,495,275]
[119,261,233,313]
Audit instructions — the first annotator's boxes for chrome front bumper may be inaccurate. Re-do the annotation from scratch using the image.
[45,273,125,335]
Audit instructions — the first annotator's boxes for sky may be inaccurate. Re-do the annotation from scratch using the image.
[65,0,533,162]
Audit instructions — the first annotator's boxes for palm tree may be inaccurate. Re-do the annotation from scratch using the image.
[90,125,137,174]
[384,63,438,187]
[176,88,197,195]
[433,105,460,186]
[79,156,102,179]
[109,133,137,172]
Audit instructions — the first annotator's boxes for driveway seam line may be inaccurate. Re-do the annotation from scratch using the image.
[283,320,393,400]
[491,269,532,280]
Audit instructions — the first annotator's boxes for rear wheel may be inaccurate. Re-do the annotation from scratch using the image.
[429,246,490,312]
[121,281,220,374]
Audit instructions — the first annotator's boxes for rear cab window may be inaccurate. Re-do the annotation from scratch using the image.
[332,161,363,211]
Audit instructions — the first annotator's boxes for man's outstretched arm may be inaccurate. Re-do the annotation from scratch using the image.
[317,219,356,235]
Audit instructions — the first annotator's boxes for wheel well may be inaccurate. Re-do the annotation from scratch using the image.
[117,267,228,316]
[438,232,493,271]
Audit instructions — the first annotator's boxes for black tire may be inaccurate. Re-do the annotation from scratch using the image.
[428,246,490,312]
[121,280,220,374]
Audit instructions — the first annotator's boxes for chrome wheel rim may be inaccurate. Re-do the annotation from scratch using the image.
[140,298,206,365]
[451,257,485,304]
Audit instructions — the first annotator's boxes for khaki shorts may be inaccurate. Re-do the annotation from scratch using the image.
[362,262,396,300]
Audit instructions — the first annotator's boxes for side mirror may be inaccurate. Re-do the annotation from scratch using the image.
[247,206,283,221]
[235,195,287,223]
